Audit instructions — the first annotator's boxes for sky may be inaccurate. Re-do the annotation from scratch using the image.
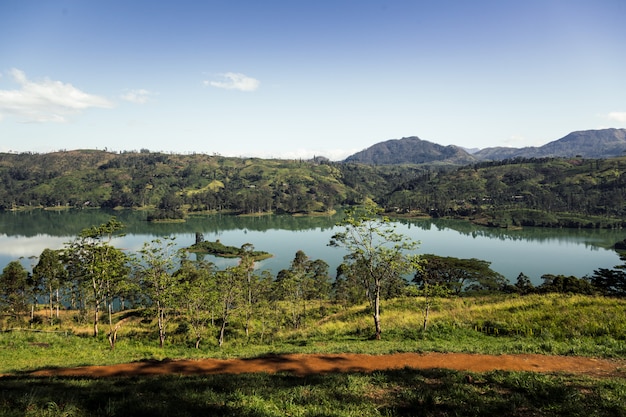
[1,0,625,160]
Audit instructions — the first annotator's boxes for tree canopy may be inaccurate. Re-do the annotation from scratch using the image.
[330,203,421,339]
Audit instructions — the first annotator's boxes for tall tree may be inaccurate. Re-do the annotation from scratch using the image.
[62,218,128,337]
[239,244,256,338]
[274,251,330,329]
[513,272,535,295]
[329,203,421,340]
[32,249,67,324]
[215,265,244,347]
[174,257,216,348]
[332,263,367,308]
[132,237,180,347]
[0,261,30,322]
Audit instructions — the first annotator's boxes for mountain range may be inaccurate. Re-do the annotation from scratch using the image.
[344,128,626,165]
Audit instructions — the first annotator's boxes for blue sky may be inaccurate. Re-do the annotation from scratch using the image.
[1,0,625,160]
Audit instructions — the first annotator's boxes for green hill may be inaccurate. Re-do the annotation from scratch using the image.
[2,150,626,228]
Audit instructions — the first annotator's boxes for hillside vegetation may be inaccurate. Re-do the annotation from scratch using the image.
[2,150,626,227]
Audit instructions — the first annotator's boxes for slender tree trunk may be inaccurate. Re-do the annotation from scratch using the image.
[157,301,165,348]
[92,277,99,337]
[93,303,99,337]
[108,324,119,349]
[245,271,251,338]
[49,284,54,323]
[423,303,430,331]
[373,283,382,340]
[218,321,227,347]
[55,288,60,319]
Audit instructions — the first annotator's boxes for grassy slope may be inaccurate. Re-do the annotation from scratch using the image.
[2,294,624,373]
[1,294,625,416]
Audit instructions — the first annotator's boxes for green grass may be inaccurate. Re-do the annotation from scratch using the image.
[1,293,625,374]
[1,293,625,416]
[1,370,624,416]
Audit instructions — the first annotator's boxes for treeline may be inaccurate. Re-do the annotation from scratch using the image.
[3,150,626,227]
[1,217,624,349]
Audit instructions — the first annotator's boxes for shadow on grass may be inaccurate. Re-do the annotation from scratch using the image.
[1,368,624,417]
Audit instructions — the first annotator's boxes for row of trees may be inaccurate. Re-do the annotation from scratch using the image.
[2,208,625,347]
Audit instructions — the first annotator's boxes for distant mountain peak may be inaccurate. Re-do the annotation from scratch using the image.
[474,128,626,160]
[344,136,476,165]
[344,129,626,166]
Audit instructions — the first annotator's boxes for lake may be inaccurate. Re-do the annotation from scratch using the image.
[0,209,624,286]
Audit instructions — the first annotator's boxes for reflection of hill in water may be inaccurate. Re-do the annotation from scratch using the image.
[0,209,342,238]
[1,209,623,252]
[398,218,624,251]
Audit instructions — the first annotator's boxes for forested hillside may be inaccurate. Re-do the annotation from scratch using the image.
[383,157,626,228]
[0,150,422,216]
[2,150,626,228]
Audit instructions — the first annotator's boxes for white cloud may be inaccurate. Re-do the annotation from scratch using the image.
[204,72,260,92]
[120,89,153,104]
[0,68,112,122]
[607,111,626,123]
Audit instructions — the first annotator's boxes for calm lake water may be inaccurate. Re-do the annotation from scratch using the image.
[1,209,624,286]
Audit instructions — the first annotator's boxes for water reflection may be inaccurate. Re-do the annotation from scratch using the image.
[0,209,623,285]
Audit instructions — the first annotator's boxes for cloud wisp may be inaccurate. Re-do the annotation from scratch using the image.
[120,89,154,104]
[204,72,260,92]
[607,112,626,123]
[0,69,113,123]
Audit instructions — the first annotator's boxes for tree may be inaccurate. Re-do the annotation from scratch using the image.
[0,261,30,322]
[539,274,594,295]
[513,272,535,295]
[62,218,128,337]
[591,253,626,297]
[417,281,450,332]
[32,249,67,324]
[174,257,216,348]
[590,268,626,297]
[132,237,180,347]
[329,203,420,340]
[275,251,331,329]
[306,258,332,308]
[239,243,257,339]
[215,265,244,347]
[253,270,275,343]
[332,263,367,308]
[413,254,506,295]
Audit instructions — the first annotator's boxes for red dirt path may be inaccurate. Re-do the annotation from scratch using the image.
[25,353,626,379]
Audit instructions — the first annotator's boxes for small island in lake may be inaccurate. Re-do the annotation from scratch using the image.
[187,239,272,261]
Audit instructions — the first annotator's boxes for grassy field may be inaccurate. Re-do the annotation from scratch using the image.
[1,369,625,417]
[1,293,625,416]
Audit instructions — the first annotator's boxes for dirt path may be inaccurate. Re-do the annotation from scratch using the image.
[25,353,626,379]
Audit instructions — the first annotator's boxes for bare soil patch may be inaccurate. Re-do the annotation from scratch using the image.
[25,353,626,379]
